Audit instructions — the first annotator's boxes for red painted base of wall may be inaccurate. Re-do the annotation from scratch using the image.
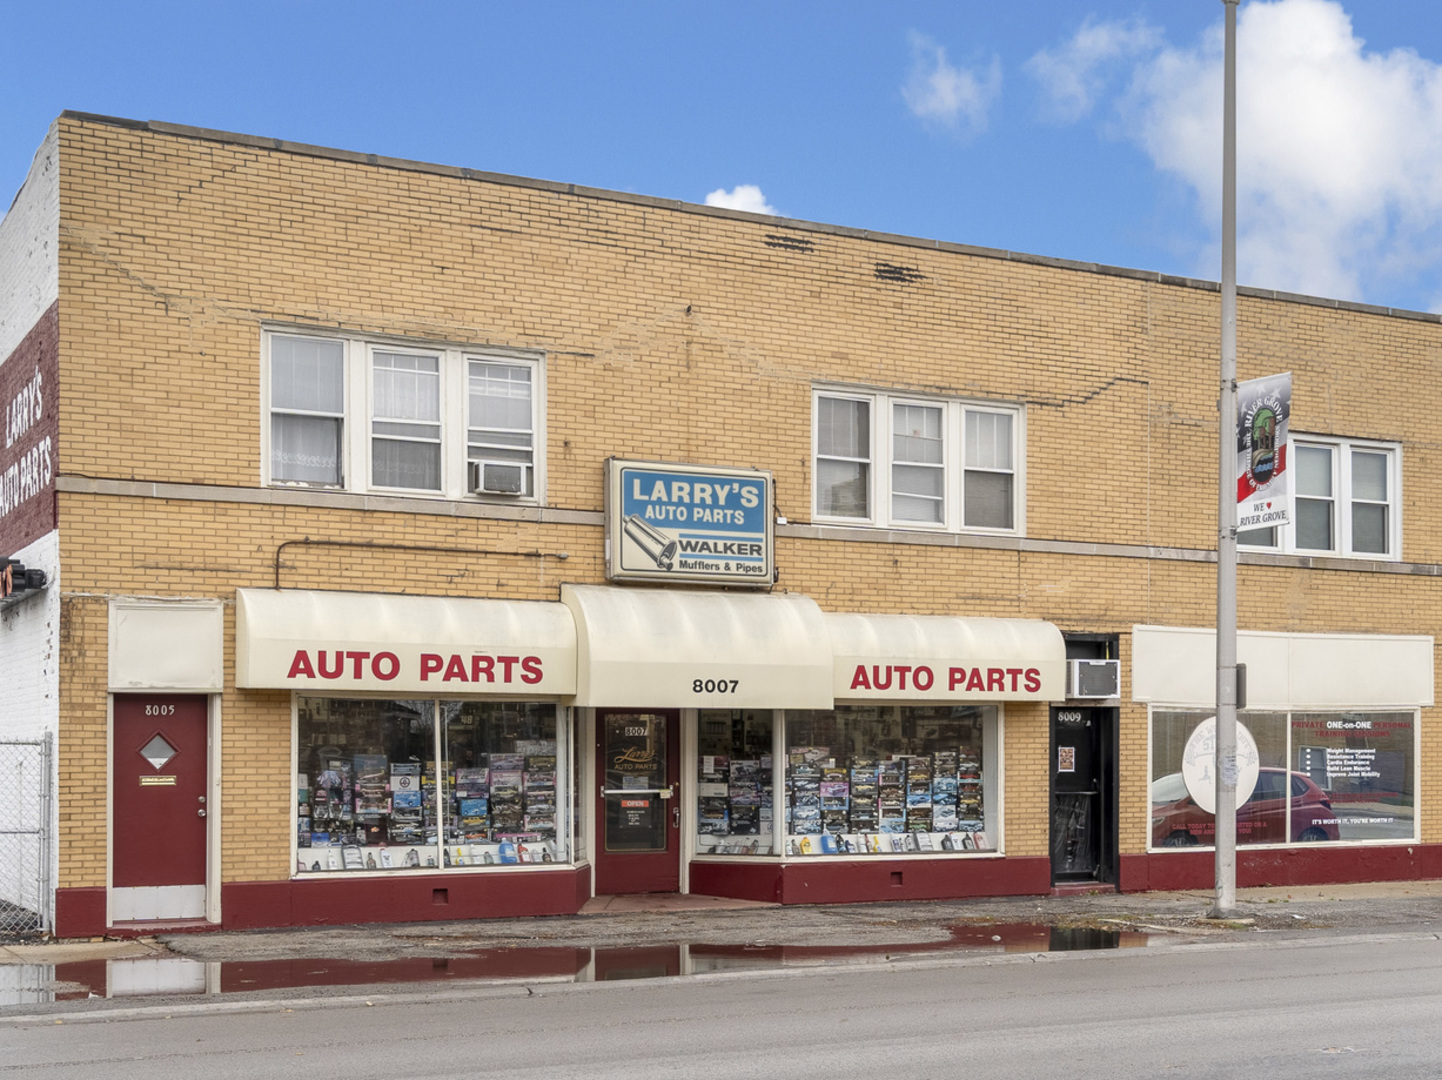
[223,866,592,930]
[691,856,1053,905]
[688,861,783,903]
[54,887,107,939]
[56,844,1442,936]
[55,867,592,937]
[1120,843,1442,893]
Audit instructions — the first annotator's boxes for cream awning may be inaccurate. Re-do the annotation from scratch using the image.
[826,612,1066,702]
[237,586,1066,706]
[561,584,833,708]
[235,588,576,695]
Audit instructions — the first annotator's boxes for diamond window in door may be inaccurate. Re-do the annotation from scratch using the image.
[139,734,178,771]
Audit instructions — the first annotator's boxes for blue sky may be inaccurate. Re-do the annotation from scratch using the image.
[6,1,1442,311]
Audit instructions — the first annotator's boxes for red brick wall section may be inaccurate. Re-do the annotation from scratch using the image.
[0,300,58,553]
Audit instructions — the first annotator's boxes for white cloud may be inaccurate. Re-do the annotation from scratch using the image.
[1024,17,1162,122]
[704,184,778,216]
[1104,0,1442,308]
[903,31,1001,134]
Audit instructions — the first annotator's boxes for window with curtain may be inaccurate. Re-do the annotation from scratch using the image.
[892,402,944,524]
[270,335,345,485]
[964,408,1014,530]
[264,330,545,502]
[1239,436,1399,558]
[372,351,442,491]
[816,395,871,518]
[813,388,1022,535]
[468,360,535,496]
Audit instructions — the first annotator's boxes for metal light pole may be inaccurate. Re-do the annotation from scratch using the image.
[1212,0,1241,919]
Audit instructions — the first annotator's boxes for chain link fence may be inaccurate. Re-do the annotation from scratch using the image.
[0,735,52,935]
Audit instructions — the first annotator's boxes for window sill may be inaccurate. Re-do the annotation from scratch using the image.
[1147,837,1417,855]
[795,520,1025,547]
[774,849,1004,862]
[812,517,956,533]
[291,861,580,880]
[1238,548,1405,569]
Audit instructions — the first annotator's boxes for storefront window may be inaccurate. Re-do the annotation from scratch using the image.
[1291,712,1414,842]
[1150,711,1285,847]
[1149,709,1416,849]
[783,705,996,855]
[695,710,775,856]
[297,698,438,872]
[442,701,563,865]
[572,718,586,861]
[295,696,570,874]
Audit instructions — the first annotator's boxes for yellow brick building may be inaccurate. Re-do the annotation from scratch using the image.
[1,112,1437,936]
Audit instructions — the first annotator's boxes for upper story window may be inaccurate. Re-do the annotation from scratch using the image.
[813,388,1022,533]
[270,336,346,486]
[372,351,442,492]
[264,331,544,502]
[468,360,536,497]
[1239,436,1399,559]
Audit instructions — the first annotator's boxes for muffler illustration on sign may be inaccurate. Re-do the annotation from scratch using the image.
[624,514,678,571]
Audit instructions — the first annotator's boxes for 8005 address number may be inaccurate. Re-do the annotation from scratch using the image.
[692,678,739,694]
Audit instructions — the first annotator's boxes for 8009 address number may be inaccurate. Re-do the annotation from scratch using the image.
[692,678,739,694]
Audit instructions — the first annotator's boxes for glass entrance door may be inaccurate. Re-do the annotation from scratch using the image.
[595,710,681,894]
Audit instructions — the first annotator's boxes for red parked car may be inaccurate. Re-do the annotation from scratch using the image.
[1152,767,1340,847]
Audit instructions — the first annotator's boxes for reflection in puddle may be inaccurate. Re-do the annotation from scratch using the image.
[689,923,1147,972]
[12,923,1152,1005]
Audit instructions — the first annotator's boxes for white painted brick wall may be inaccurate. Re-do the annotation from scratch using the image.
[0,122,59,365]
[0,529,59,741]
[0,121,59,737]
[0,528,58,924]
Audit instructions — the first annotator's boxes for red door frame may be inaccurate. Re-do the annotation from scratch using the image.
[594,710,682,895]
[113,695,209,890]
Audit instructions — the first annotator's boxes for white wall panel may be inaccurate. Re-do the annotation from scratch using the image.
[1132,624,1433,708]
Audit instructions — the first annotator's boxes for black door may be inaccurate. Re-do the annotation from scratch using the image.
[1049,706,1117,883]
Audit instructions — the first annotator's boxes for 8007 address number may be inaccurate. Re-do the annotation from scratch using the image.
[692,678,739,694]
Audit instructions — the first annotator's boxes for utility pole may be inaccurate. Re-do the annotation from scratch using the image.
[1212,0,1241,919]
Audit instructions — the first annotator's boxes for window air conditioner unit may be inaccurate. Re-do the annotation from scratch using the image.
[1067,659,1119,699]
[469,460,528,496]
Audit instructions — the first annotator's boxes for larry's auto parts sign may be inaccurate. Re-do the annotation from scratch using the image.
[605,458,774,586]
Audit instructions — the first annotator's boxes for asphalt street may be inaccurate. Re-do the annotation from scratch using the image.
[4,931,1441,1079]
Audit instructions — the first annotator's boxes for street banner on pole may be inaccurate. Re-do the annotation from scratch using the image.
[1236,372,1291,531]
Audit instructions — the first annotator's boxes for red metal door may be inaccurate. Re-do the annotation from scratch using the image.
[594,710,681,894]
[113,695,208,888]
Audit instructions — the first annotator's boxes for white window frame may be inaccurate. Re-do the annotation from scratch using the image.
[890,398,948,526]
[368,345,444,494]
[1238,435,1400,560]
[290,695,577,876]
[811,386,1024,535]
[262,329,546,504]
[813,390,875,521]
[1145,704,1419,852]
[266,332,347,488]
[467,358,538,498]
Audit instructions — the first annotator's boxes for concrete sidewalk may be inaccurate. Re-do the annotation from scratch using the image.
[0,938,171,965]
[5,879,1442,968]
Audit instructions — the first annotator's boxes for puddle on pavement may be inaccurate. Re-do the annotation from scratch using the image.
[7,923,1154,1005]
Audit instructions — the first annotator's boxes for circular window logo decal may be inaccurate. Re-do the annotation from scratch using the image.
[1181,716,1260,812]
